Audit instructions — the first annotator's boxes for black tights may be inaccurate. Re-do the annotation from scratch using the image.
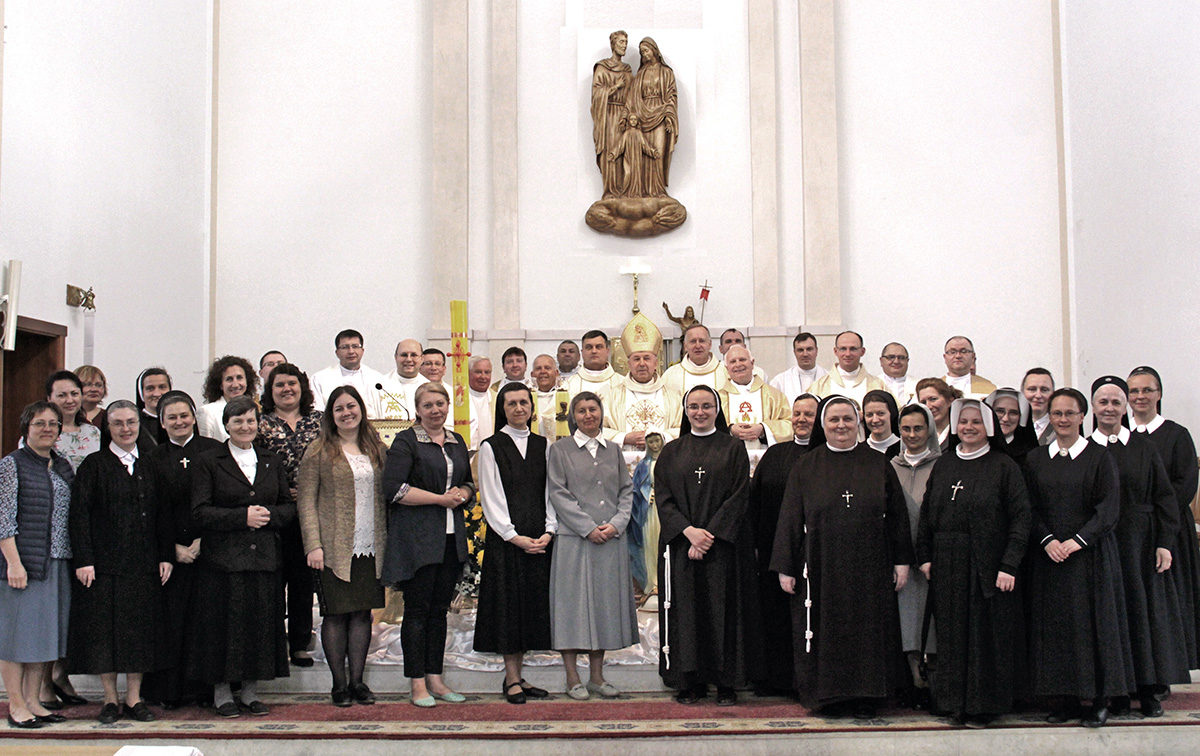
[321,610,374,691]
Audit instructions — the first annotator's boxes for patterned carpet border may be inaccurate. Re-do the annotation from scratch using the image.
[4,690,1200,740]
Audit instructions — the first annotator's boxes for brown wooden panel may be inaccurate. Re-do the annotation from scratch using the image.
[0,320,66,454]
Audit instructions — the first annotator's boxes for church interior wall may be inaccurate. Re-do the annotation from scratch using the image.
[0,0,212,401]
[1062,0,1200,433]
[2,1,1197,431]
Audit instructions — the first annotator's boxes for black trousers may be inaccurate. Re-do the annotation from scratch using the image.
[399,536,461,678]
[281,522,315,654]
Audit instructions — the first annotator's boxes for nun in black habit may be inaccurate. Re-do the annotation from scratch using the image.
[655,385,761,706]
[916,399,1031,728]
[1090,376,1189,716]
[746,392,820,694]
[1127,365,1200,672]
[984,388,1040,465]
[1024,388,1135,728]
[771,395,913,718]
[863,390,902,459]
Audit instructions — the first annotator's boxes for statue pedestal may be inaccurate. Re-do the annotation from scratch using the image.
[585,196,687,238]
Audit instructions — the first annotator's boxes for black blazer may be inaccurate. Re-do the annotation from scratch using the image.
[380,426,474,585]
[191,443,296,573]
[70,448,174,575]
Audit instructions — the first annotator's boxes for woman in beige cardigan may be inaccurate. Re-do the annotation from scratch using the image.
[297,386,388,707]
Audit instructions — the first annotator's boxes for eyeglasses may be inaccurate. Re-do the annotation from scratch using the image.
[82,381,105,389]
[993,409,1021,420]
[110,419,139,428]
[945,349,975,356]
[686,403,716,412]
[337,344,364,351]
[1049,410,1081,419]
[1128,387,1159,396]
[882,354,908,361]
[29,420,61,429]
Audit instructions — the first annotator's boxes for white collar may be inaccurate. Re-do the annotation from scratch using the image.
[682,355,719,375]
[691,427,717,437]
[882,373,907,386]
[228,441,258,462]
[956,443,990,460]
[794,435,812,446]
[109,441,139,460]
[339,365,362,376]
[904,448,931,465]
[836,365,861,380]
[395,374,423,385]
[730,379,754,393]
[1091,426,1131,446]
[579,365,614,380]
[470,388,489,399]
[573,429,606,448]
[796,365,818,377]
[170,433,195,448]
[827,441,857,453]
[502,424,530,439]
[867,434,899,452]
[1049,435,1088,459]
[1133,414,1165,434]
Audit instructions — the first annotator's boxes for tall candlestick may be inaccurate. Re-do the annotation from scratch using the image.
[450,300,471,446]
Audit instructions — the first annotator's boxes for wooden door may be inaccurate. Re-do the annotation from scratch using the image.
[0,317,67,455]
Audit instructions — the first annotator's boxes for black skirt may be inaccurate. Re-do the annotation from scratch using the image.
[67,571,162,674]
[472,529,552,654]
[316,555,385,616]
[186,567,290,684]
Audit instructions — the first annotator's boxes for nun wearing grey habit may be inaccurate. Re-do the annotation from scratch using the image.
[546,393,638,652]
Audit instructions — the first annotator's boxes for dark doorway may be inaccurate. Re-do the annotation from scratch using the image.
[0,317,67,455]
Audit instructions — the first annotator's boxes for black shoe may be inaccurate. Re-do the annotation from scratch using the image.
[331,687,352,707]
[290,651,315,667]
[1083,705,1109,728]
[39,698,64,711]
[674,688,700,705]
[351,683,376,705]
[852,702,877,719]
[912,688,932,710]
[1153,684,1171,702]
[1140,696,1163,718]
[34,713,66,724]
[504,680,527,704]
[238,700,270,716]
[97,702,121,724]
[965,714,994,729]
[716,687,737,706]
[519,679,549,698]
[51,681,88,706]
[1108,695,1131,716]
[215,702,240,718]
[123,701,157,722]
[817,702,850,718]
[7,714,44,729]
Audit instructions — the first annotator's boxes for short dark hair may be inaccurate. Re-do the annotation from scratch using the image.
[720,328,744,342]
[501,346,527,363]
[422,347,446,359]
[1050,387,1088,416]
[1022,367,1055,390]
[834,330,863,347]
[581,330,609,346]
[793,331,817,348]
[45,370,85,425]
[203,355,259,404]
[558,340,578,349]
[259,350,287,368]
[260,363,316,415]
[20,401,63,441]
[222,395,260,426]
[335,329,364,348]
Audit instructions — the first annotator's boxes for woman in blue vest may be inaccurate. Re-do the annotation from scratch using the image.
[0,402,76,728]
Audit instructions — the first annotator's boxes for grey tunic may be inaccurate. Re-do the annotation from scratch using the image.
[892,450,939,653]
[546,434,638,650]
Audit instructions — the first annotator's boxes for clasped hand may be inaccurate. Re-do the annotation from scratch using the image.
[512,533,553,554]
[587,523,619,544]
[247,505,271,529]
[442,487,471,509]
[684,526,714,560]
[1043,538,1081,563]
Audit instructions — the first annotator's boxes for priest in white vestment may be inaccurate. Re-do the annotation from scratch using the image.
[556,340,580,382]
[718,345,792,450]
[491,346,530,392]
[941,335,997,400]
[661,323,730,395]
[530,354,568,442]
[770,331,829,402]
[717,328,767,382]
[420,347,454,397]
[811,330,886,409]
[309,329,392,419]
[467,355,496,450]
[602,314,682,449]
[879,342,919,405]
[564,330,624,400]
[382,338,426,422]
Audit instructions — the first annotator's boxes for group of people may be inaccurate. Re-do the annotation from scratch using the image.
[1,318,1197,731]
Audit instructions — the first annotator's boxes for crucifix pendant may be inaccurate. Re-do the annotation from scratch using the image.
[694,466,706,484]
[180,457,190,469]
[842,490,853,507]
[951,480,964,501]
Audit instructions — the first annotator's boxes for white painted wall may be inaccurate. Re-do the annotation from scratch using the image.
[213,1,433,379]
[835,1,1064,389]
[0,0,211,401]
[1063,0,1200,432]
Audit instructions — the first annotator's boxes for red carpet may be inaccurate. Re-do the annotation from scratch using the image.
[3,689,1200,740]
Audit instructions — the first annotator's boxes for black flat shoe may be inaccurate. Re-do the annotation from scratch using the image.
[504,680,527,704]
[34,713,66,724]
[1083,706,1109,728]
[852,702,877,720]
[7,714,44,729]
[519,679,549,698]
[965,714,994,729]
[674,688,700,705]
[97,702,121,724]
[238,700,270,716]
[1140,696,1163,718]
[716,687,737,706]
[123,701,156,722]
[52,681,88,706]
[39,698,63,711]
[331,687,352,707]
[351,682,376,705]
[290,651,315,667]
[1108,696,1131,716]
[215,702,240,718]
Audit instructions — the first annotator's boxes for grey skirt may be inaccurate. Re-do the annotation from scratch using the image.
[0,558,70,663]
